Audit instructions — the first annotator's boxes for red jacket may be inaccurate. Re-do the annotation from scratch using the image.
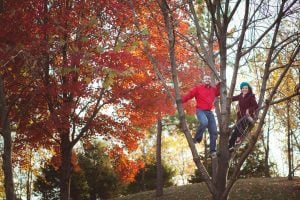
[182,83,220,110]
[232,92,258,120]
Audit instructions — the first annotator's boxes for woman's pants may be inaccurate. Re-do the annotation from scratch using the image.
[228,116,252,148]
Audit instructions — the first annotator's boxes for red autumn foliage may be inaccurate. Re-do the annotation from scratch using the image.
[1,1,199,197]
[109,146,144,183]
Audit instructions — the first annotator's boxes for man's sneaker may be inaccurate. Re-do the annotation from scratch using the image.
[235,137,242,145]
[193,138,201,144]
[211,151,217,159]
[192,138,197,144]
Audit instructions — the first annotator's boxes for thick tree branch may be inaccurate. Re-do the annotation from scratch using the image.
[158,0,218,195]
[260,92,300,109]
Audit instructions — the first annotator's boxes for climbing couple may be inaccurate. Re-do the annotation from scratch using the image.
[182,75,258,158]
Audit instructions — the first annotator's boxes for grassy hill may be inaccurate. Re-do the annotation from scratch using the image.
[112,177,300,200]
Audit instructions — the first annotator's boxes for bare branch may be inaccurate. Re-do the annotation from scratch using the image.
[158,0,218,194]
[242,0,299,57]
[260,92,299,109]
[0,50,24,69]
[257,1,287,107]
[228,0,250,99]
[188,0,220,80]
[227,0,242,22]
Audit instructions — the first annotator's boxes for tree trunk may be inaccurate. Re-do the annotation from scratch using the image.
[263,112,271,177]
[60,133,72,200]
[213,15,230,200]
[90,193,96,200]
[0,77,16,200]
[0,0,4,13]
[264,126,271,177]
[156,118,163,197]
[26,149,33,200]
[204,131,208,169]
[158,0,217,196]
[287,100,292,180]
[0,0,3,12]
[141,142,146,191]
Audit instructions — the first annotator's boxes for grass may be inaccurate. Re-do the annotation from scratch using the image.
[111,177,300,200]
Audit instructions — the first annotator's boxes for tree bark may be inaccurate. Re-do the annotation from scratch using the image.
[0,3,16,200]
[287,100,292,180]
[0,77,16,200]
[0,0,3,12]
[26,149,33,200]
[158,0,217,196]
[156,118,163,197]
[60,132,72,200]
[263,113,271,177]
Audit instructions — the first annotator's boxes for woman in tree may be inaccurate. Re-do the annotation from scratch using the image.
[228,82,258,151]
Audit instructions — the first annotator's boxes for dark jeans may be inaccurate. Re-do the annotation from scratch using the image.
[228,117,252,148]
[195,109,218,152]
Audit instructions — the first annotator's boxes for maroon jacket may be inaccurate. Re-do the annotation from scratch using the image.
[232,92,258,120]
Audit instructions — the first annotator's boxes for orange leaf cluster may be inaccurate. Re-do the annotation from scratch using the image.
[109,146,144,183]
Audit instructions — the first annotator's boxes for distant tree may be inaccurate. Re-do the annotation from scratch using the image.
[230,142,278,178]
[33,165,60,200]
[33,142,124,200]
[127,163,175,194]
[33,163,90,199]
[78,142,124,200]
[69,170,90,200]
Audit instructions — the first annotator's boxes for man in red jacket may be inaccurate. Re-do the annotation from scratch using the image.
[182,75,220,158]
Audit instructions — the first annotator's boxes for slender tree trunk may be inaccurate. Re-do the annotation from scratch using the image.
[60,133,72,200]
[0,4,16,200]
[156,118,163,197]
[287,100,292,180]
[291,131,294,177]
[179,149,186,185]
[0,78,16,200]
[90,193,96,200]
[264,127,271,177]
[26,149,33,200]
[141,142,146,191]
[263,112,271,177]
[204,131,208,169]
